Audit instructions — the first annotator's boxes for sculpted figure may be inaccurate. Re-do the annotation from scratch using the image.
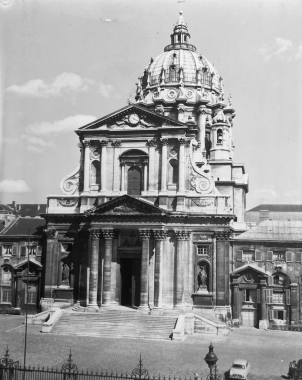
[62,263,70,284]
[197,265,207,290]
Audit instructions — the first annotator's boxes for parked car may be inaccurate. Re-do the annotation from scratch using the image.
[229,359,251,379]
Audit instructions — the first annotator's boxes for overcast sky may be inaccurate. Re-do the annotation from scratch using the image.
[0,0,302,210]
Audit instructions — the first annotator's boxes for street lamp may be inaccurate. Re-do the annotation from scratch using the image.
[204,343,223,380]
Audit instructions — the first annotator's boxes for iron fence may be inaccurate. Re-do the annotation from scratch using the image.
[0,349,196,380]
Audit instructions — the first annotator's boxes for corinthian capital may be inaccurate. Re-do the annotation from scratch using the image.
[100,140,108,147]
[83,140,91,148]
[102,229,114,239]
[111,140,121,148]
[139,229,151,240]
[175,230,191,240]
[160,138,169,146]
[44,228,56,239]
[147,139,157,147]
[90,229,101,239]
[153,229,168,240]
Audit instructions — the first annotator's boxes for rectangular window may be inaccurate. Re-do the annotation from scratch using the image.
[285,251,292,263]
[286,289,290,305]
[273,252,285,261]
[25,286,36,305]
[242,252,254,261]
[236,250,243,261]
[36,246,42,257]
[12,246,18,256]
[2,269,12,285]
[296,252,302,262]
[2,289,12,303]
[272,292,284,304]
[255,250,262,261]
[27,246,37,255]
[20,246,26,257]
[266,289,273,304]
[3,245,12,255]
[268,276,273,286]
[197,246,208,255]
[269,309,279,320]
[267,251,273,261]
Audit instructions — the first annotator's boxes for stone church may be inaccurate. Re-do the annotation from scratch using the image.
[41,12,249,320]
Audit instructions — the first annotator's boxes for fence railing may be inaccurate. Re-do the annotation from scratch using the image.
[0,349,197,380]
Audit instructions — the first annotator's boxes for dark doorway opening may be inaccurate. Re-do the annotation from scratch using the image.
[127,166,142,195]
[120,258,141,307]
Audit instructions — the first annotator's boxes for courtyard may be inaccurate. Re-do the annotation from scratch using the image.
[0,315,301,380]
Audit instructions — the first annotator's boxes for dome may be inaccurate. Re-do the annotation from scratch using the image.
[136,11,223,105]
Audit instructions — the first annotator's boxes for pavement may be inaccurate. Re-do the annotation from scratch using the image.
[0,315,301,380]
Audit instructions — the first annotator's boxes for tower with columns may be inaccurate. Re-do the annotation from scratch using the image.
[41,11,248,320]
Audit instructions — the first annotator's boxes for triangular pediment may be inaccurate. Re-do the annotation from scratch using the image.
[77,104,184,132]
[85,195,169,216]
[230,263,268,276]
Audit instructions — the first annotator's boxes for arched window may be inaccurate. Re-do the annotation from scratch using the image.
[217,129,223,144]
[169,159,179,184]
[127,166,142,195]
[90,161,100,185]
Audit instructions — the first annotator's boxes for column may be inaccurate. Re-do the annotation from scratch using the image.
[290,283,299,324]
[110,230,119,304]
[100,140,108,192]
[174,230,191,309]
[112,140,121,192]
[143,160,148,191]
[260,282,267,321]
[212,236,217,306]
[153,229,167,310]
[139,229,151,312]
[56,258,62,287]
[44,228,57,299]
[147,139,157,192]
[83,140,91,192]
[102,229,114,307]
[88,229,100,308]
[178,138,185,193]
[183,233,192,306]
[160,138,169,193]
[121,162,125,191]
[232,284,239,320]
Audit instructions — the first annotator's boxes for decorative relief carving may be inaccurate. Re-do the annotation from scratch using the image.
[160,138,169,146]
[178,138,186,145]
[90,229,101,239]
[112,140,122,147]
[186,89,194,99]
[60,167,80,195]
[147,139,157,147]
[45,228,56,239]
[83,140,91,148]
[91,148,100,159]
[175,230,191,240]
[139,230,151,240]
[57,199,78,207]
[153,230,168,240]
[102,229,115,239]
[121,231,141,246]
[191,198,213,207]
[195,235,209,240]
[167,89,177,99]
[213,109,228,124]
[214,231,231,241]
[100,140,108,147]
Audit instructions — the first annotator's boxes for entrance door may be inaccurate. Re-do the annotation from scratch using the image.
[120,258,141,307]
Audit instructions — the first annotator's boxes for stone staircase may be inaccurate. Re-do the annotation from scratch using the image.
[50,310,178,340]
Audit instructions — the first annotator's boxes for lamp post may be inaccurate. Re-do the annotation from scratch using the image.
[204,343,223,380]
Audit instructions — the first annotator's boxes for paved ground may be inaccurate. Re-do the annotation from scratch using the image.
[0,315,301,380]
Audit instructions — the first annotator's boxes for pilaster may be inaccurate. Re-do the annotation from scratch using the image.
[152,229,167,313]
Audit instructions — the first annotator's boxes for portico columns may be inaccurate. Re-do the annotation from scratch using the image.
[139,229,151,312]
[232,284,239,320]
[83,140,91,192]
[88,229,100,308]
[258,279,268,329]
[102,229,114,307]
[100,140,108,192]
[160,139,169,193]
[178,138,186,193]
[153,230,167,310]
[174,230,191,309]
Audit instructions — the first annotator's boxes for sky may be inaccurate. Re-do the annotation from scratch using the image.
[0,0,302,210]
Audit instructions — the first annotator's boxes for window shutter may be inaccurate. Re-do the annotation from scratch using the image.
[268,276,273,286]
[286,251,292,263]
[257,289,260,303]
[296,252,302,262]
[36,246,42,257]
[236,250,243,261]
[242,289,246,302]
[283,310,286,320]
[255,250,262,261]
[266,289,272,304]
[267,251,273,261]
[269,309,274,320]
[273,310,278,319]
[286,289,291,305]
[12,246,18,256]
[20,246,26,257]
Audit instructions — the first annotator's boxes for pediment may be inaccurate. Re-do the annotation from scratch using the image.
[85,195,168,216]
[77,104,184,132]
[230,263,268,277]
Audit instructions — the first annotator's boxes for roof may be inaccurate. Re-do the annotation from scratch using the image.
[0,204,14,214]
[235,220,302,241]
[13,258,43,269]
[247,204,302,212]
[0,217,45,236]
[10,204,47,217]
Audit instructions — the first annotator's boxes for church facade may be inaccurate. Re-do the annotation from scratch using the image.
[41,12,249,320]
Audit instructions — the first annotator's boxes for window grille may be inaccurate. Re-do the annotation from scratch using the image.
[267,251,273,261]
[236,250,243,260]
[255,250,262,261]
[2,289,12,303]
[242,252,254,261]
[285,251,292,262]
[266,288,273,304]
[296,252,302,262]
[12,246,18,256]
[2,269,11,285]
[286,289,290,305]
[3,246,12,255]
[272,292,284,304]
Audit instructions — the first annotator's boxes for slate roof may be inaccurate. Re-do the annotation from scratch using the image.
[235,220,302,241]
[11,204,47,217]
[0,217,45,236]
[0,204,14,214]
[247,204,302,212]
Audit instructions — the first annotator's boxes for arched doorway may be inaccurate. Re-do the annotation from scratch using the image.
[127,166,142,195]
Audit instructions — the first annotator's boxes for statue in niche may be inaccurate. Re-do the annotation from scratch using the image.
[197,264,208,292]
[62,263,70,285]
